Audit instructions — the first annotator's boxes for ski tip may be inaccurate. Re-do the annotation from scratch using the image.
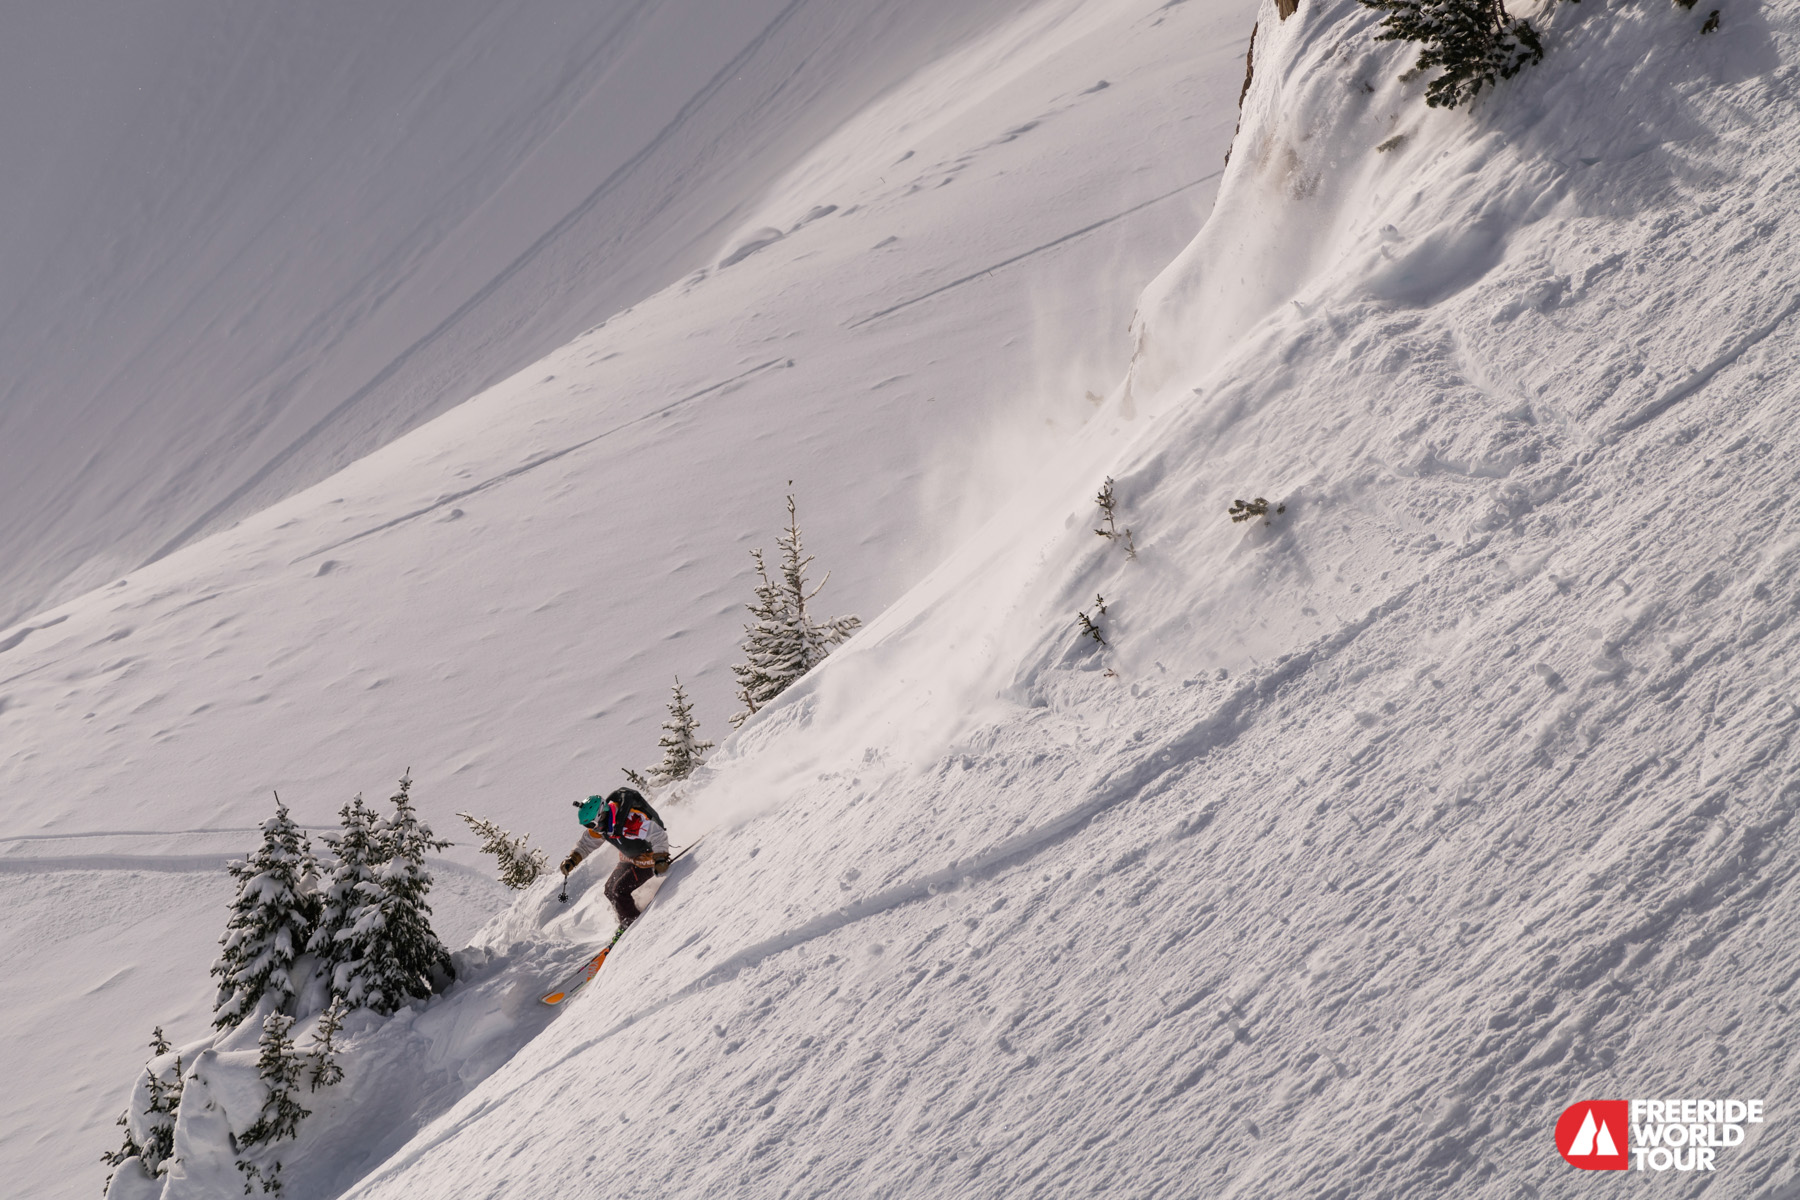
[541,991,567,1005]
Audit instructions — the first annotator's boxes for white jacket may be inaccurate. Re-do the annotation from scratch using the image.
[567,809,669,866]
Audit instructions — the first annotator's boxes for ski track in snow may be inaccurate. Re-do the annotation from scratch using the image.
[291,358,793,563]
[845,170,1224,328]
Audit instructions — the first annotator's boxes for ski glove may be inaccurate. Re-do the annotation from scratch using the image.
[560,852,582,875]
[653,851,671,876]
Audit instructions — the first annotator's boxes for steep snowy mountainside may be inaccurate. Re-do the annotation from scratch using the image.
[0,0,1067,633]
[338,1,1800,1198]
[0,1,1257,1195]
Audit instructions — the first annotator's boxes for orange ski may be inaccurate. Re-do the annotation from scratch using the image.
[539,837,703,1005]
[540,946,611,1006]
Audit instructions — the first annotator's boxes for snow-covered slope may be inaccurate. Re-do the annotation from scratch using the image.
[23,0,1800,1194]
[318,1,1799,1198]
[0,1,1258,1195]
[0,0,1094,633]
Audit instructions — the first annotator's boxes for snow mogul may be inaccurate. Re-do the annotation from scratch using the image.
[560,788,671,929]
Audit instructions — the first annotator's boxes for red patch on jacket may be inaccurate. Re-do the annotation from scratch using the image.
[620,813,643,838]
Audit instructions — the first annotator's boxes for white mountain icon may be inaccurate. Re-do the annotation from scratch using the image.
[1568,1109,1618,1156]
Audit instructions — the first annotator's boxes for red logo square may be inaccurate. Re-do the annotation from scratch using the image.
[1557,1100,1629,1170]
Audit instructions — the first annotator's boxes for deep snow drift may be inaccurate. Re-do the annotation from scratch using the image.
[0,0,1257,1195]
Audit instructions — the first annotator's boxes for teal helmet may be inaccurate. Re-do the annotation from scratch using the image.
[576,795,605,828]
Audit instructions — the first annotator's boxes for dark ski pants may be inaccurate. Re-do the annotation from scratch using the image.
[604,860,655,924]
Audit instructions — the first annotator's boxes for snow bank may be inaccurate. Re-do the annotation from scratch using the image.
[102,869,605,1200]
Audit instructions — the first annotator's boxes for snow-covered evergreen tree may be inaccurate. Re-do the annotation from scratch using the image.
[139,1028,183,1177]
[732,547,787,726]
[457,811,547,889]
[330,772,454,1014]
[308,793,383,1005]
[1359,0,1544,109]
[100,1111,143,1195]
[241,1012,310,1147]
[101,1028,185,1194]
[307,996,347,1091]
[731,494,861,727]
[649,675,713,786]
[211,796,318,1030]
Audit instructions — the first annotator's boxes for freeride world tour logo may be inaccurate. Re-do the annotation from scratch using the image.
[1556,1098,1765,1173]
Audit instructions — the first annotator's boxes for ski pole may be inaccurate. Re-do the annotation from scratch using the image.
[560,836,701,905]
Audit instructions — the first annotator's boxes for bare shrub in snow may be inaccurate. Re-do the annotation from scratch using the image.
[1360,0,1544,109]
[1094,477,1138,558]
[1228,496,1286,524]
[1078,595,1109,646]
[731,494,861,727]
[236,1160,284,1195]
[457,810,548,889]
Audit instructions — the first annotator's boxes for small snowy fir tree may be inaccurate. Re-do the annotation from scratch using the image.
[101,1111,144,1195]
[240,1012,311,1147]
[648,676,713,786]
[102,1027,185,1193]
[731,548,787,727]
[332,772,454,1014]
[731,494,861,727]
[308,793,383,1005]
[1359,0,1544,109]
[622,766,652,791]
[307,996,348,1091]
[211,796,318,1030]
[457,811,547,889]
[140,1027,183,1177]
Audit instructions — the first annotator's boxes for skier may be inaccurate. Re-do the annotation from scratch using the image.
[559,788,671,930]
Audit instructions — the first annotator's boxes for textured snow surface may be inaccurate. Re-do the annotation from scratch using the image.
[0,0,1081,632]
[1,0,1252,1195]
[11,0,1800,1194]
[346,2,1800,1198]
